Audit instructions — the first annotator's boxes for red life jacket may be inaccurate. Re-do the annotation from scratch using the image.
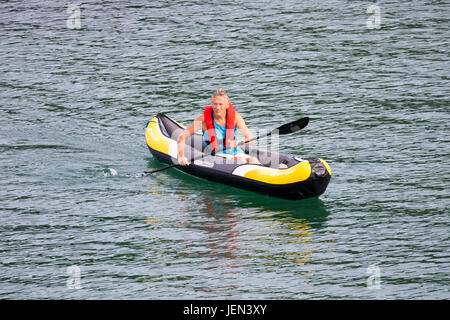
[203,103,236,152]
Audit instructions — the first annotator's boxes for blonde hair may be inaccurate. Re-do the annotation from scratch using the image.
[212,88,229,102]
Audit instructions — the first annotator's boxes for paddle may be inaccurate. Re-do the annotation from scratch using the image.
[143,116,309,175]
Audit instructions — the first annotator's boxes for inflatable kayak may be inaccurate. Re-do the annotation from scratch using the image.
[145,113,331,200]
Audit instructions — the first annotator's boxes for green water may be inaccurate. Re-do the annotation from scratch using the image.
[0,0,448,299]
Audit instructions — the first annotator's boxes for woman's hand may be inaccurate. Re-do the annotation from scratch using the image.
[178,156,190,166]
[230,140,244,149]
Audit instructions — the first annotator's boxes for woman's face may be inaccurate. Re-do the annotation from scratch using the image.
[211,95,228,114]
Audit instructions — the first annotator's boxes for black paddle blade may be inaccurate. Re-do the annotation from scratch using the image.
[276,117,309,135]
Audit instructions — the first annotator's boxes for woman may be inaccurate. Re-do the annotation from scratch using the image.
[177,89,261,166]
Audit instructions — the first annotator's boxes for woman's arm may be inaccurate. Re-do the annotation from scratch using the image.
[235,112,255,145]
[177,115,204,165]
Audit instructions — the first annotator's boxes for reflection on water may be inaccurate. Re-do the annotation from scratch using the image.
[146,156,330,225]
[191,193,322,296]
[144,157,331,297]
[196,197,241,294]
